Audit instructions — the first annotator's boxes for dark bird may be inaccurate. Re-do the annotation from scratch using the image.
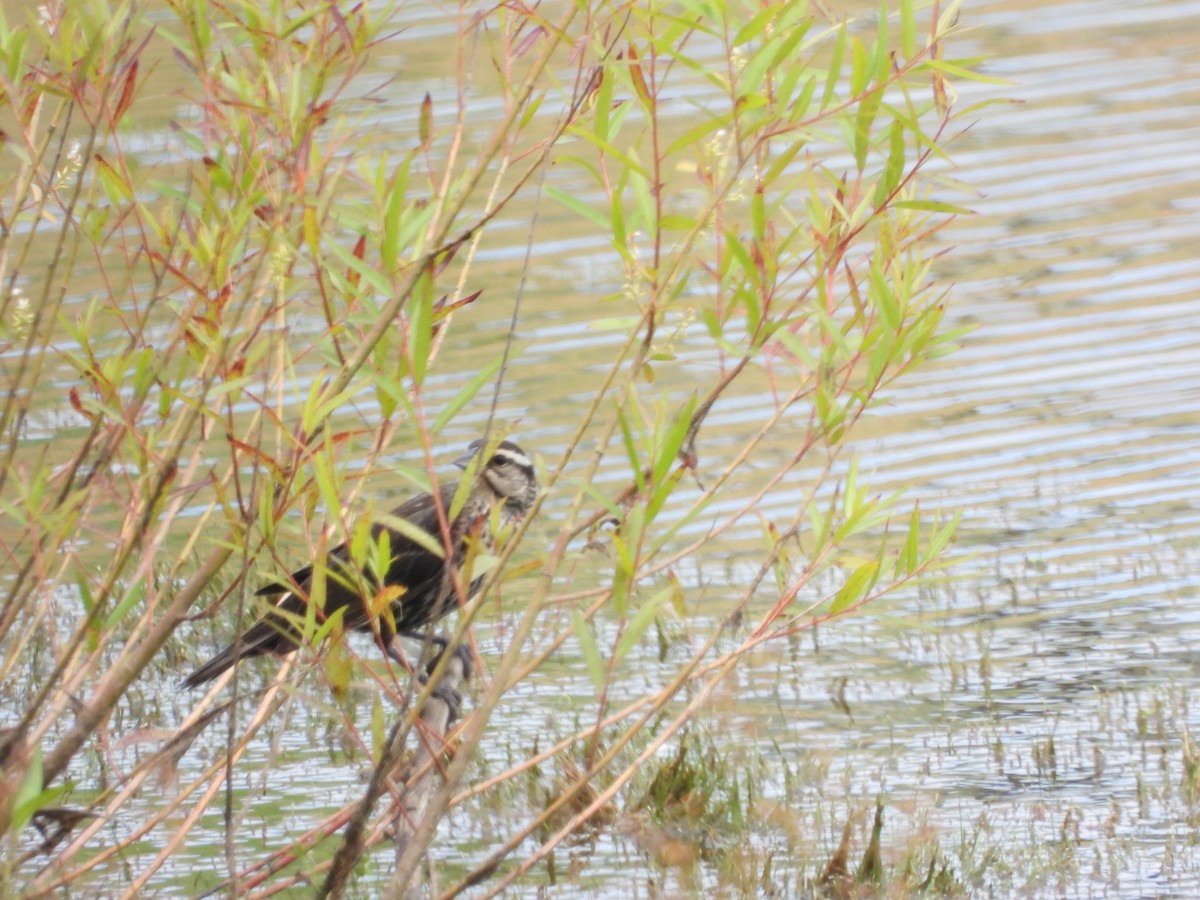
[183,439,537,689]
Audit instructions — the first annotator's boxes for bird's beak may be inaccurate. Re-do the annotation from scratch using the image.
[454,439,485,470]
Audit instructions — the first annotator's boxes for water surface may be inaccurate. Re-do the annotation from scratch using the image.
[12,0,1200,895]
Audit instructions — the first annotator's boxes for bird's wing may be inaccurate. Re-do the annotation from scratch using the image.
[251,482,463,620]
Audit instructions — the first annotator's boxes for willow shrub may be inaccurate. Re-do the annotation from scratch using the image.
[0,0,988,894]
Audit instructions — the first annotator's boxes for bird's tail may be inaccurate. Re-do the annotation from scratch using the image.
[181,644,242,689]
[181,617,295,689]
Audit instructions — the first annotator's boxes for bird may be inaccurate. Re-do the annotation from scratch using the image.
[183,439,537,690]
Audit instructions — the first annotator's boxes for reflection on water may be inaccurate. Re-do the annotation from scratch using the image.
[20,0,1200,894]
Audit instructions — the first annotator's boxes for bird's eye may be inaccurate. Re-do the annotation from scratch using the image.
[488,454,503,467]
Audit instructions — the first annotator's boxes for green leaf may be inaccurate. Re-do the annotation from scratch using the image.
[375,511,446,559]
[769,20,810,69]
[843,456,861,519]
[765,135,807,182]
[375,372,400,419]
[381,159,409,271]
[324,639,353,696]
[751,187,766,240]
[937,0,966,34]
[577,490,623,533]
[831,561,879,614]
[327,239,392,297]
[900,0,916,59]
[572,611,607,692]
[651,395,695,492]
[9,747,68,835]
[875,119,905,207]
[520,90,544,128]
[371,527,394,586]
[281,6,324,37]
[95,155,133,203]
[590,315,643,331]
[871,0,889,84]
[899,504,920,576]
[629,165,655,239]
[610,182,627,251]
[312,603,347,646]
[350,516,372,568]
[611,530,635,619]
[821,25,846,110]
[545,184,609,230]
[409,269,433,385]
[76,573,95,617]
[646,464,684,526]
[659,214,695,231]
[849,36,869,98]
[105,576,145,629]
[312,380,369,431]
[733,5,776,46]
[615,586,673,663]
[450,431,507,521]
[773,63,804,120]
[464,552,500,585]
[892,199,975,215]
[432,355,504,434]
[616,402,645,494]
[304,376,328,436]
[298,558,325,637]
[808,490,836,552]
[854,87,883,171]
[664,110,735,158]
[12,747,44,832]
[594,66,613,141]
[922,58,1012,86]
[371,693,386,757]
[312,450,342,531]
[739,43,775,100]
[565,126,651,179]
[928,509,962,558]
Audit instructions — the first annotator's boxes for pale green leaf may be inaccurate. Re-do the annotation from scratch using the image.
[615,586,673,663]
[831,561,880,614]
[573,611,607,692]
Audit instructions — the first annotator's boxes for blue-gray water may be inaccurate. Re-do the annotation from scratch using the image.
[12,0,1200,895]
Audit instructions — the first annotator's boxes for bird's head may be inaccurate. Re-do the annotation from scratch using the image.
[455,439,538,514]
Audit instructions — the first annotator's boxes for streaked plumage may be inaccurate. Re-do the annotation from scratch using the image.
[183,440,536,688]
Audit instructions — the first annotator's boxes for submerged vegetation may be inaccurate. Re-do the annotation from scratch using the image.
[0,0,986,893]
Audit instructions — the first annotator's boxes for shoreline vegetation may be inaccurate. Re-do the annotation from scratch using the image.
[0,1,979,894]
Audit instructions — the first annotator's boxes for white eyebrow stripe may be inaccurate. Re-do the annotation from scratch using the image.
[496,451,531,468]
